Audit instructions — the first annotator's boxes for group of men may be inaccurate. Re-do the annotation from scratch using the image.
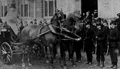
[73,11,120,69]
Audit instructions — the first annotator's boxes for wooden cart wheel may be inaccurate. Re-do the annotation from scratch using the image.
[0,42,13,64]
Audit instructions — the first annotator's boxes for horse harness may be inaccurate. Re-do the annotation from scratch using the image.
[37,23,59,38]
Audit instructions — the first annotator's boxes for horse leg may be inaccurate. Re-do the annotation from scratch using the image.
[69,42,76,67]
[21,51,25,67]
[53,45,58,63]
[60,43,67,69]
[49,44,56,69]
[44,46,48,58]
[27,53,32,66]
[46,47,50,63]
[27,45,32,66]
[71,51,76,67]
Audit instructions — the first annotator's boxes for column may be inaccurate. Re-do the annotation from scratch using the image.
[34,0,36,18]
[47,1,49,17]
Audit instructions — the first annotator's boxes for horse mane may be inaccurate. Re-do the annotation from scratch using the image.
[51,13,58,22]
[63,13,76,27]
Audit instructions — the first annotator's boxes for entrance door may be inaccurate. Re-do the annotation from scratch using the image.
[81,0,97,14]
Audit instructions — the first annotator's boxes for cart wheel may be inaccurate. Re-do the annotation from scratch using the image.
[0,42,13,64]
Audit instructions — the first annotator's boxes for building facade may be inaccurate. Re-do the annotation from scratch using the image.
[0,0,57,23]
[98,0,120,19]
[0,0,82,24]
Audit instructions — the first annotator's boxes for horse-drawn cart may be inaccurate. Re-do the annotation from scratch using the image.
[0,24,26,64]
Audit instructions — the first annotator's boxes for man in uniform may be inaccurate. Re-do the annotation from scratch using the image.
[74,22,84,62]
[108,21,119,69]
[91,21,97,54]
[85,11,92,24]
[95,24,106,67]
[84,23,94,64]
[115,13,120,55]
[102,21,109,55]
[116,13,120,32]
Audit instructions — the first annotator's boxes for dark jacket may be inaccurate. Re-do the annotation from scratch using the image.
[96,29,106,52]
[103,26,109,40]
[115,18,120,32]
[108,27,119,48]
[96,29,105,42]
[84,28,94,51]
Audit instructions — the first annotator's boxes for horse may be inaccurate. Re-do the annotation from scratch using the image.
[18,11,81,69]
[59,13,83,69]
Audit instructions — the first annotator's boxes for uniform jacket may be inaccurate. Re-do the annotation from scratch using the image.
[103,26,109,40]
[84,28,94,51]
[108,27,119,48]
[96,29,105,42]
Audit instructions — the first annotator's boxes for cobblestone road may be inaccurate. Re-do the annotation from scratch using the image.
[0,53,120,69]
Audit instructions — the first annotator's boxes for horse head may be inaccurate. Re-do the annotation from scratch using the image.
[49,10,66,34]
[51,10,66,27]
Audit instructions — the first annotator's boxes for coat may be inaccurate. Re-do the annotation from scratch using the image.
[108,27,119,48]
[84,28,94,52]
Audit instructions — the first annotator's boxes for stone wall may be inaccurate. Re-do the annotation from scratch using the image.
[57,0,81,16]
[98,0,120,19]
[0,0,2,18]
[0,0,82,23]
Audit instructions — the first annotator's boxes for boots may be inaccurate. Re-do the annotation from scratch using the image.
[96,62,100,66]
[101,61,104,67]
[113,65,117,69]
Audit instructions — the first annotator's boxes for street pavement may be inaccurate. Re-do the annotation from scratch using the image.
[0,52,120,69]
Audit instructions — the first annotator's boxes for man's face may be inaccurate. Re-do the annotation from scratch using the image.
[86,24,90,29]
[94,11,97,14]
[97,26,101,30]
[103,23,107,26]
[110,24,115,29]
[86,11,90,16]
[92,23,96,26]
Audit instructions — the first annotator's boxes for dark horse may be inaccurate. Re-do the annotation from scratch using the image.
[59,13,83,69]
[18,11,81,68]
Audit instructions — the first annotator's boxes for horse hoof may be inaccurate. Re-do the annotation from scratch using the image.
[22,64,25,67]
[54,60,57,63]
[28,63,32,66]
[46,60,49,63]
[52,67,56,69]
[72,65,76,67]
[62,66,67,69]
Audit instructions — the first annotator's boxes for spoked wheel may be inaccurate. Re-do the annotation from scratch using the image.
[0,42,13,64]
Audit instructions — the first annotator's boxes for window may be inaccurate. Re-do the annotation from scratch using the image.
[44,0,55,17]
[1,6,3,17]
[45,1,48,16]
[24,4,29,17]
[21,4,23,17]
[1,3,7,17]
[21,4,29,17]
[4,6,7,16]
[49,1,53,16]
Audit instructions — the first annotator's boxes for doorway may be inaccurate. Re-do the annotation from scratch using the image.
[81,0,98,14]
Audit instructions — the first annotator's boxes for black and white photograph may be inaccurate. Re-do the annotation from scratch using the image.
[0,0,120,69]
